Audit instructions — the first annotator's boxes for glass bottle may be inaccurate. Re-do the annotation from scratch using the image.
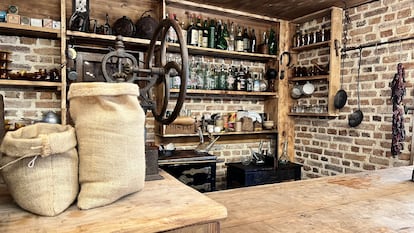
[208,19,216,48]
[279,140,289,164]
[250,28,257,53]
[242,27,250,52]
[227,66,235,90]
[253,73,260,92]
[228,22,235,51]
[293,24,301,47]
[235,26,244,52]
[167,13,177,43]
[268,28,277,55]
[245,67,253,92]
[187,14,198,46]
[202,19,209,48]
[216,21,228,50]
[196,15,203,47]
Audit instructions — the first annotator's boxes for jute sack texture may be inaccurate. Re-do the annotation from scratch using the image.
[0,123,78,216]
[68,82,145,210]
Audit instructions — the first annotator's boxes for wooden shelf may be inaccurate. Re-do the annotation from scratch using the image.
[158,129,278,138]
[168,43,278,62]
[291,41,330,52]
[0,79,62,88]
[171,88,278,97]
[288,112,338,117]
[165,0,280,23]
[66,31,276,62]
[289,75,329,82]
[0,22,60,39]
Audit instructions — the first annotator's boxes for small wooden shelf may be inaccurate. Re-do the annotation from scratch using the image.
[289,75,329,82]
[66,30,159,49]
[0,79,62,88]
[288,112,338,117]
[291,41,330,52]
[158,129,278,138]
[171,88,278,97]
[0,22,60,39]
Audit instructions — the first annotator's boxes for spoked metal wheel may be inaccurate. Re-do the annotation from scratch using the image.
[145,18,188,125]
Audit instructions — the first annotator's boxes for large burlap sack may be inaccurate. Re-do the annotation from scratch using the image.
[68,82,145,210]
[0,123,78,216]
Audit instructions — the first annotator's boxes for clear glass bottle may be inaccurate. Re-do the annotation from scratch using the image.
[279,140,289,164]
[228,22,235,51]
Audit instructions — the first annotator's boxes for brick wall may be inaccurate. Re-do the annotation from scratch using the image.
[0,36,61,125]
[1,0,412,189]
[294,0,414,178]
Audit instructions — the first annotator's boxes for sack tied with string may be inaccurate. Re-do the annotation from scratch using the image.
[0,123,78,216]
[68,82,146,210]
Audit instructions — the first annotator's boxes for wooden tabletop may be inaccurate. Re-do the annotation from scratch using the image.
[0,170,227,233]
[207,165,414,233]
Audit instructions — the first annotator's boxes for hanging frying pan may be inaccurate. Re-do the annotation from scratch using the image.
[348,47,363,127]
[334,39,347,109]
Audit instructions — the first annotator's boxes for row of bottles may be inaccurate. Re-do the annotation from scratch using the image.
[166,12,278,55]
[167,55,268,92]
[292,24,331,48]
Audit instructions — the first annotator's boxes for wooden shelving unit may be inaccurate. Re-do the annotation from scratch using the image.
[158,129,278,138]
[0,22,60,39]
[0,79,62,88]
[288,75,329,82]
[171,88,278,97]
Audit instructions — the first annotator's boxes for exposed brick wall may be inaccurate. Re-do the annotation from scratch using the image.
[294,0,414,179]
[0,36,61,124]
[1,0,411,189]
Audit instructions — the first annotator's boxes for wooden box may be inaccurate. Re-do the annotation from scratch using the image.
[162,123,195,135]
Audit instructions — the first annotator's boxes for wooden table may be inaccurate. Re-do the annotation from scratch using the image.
[207,166,414,233]
[0,170,227,233]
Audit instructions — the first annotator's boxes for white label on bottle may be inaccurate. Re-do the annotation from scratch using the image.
[190,30,199,46]
[235,40,243,52]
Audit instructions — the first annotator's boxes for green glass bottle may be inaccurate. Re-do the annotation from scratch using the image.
[208,19,216,48]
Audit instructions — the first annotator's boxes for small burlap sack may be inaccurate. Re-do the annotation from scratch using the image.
[0,123,78,216]
[68,82,145,210]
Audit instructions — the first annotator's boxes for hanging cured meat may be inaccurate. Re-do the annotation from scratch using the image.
[390,63,405,156]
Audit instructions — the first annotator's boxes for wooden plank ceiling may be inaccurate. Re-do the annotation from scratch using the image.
[186,0,377,20]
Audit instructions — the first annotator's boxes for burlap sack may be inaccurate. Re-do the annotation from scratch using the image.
[68,82,145,210]
[0,123,78,216]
